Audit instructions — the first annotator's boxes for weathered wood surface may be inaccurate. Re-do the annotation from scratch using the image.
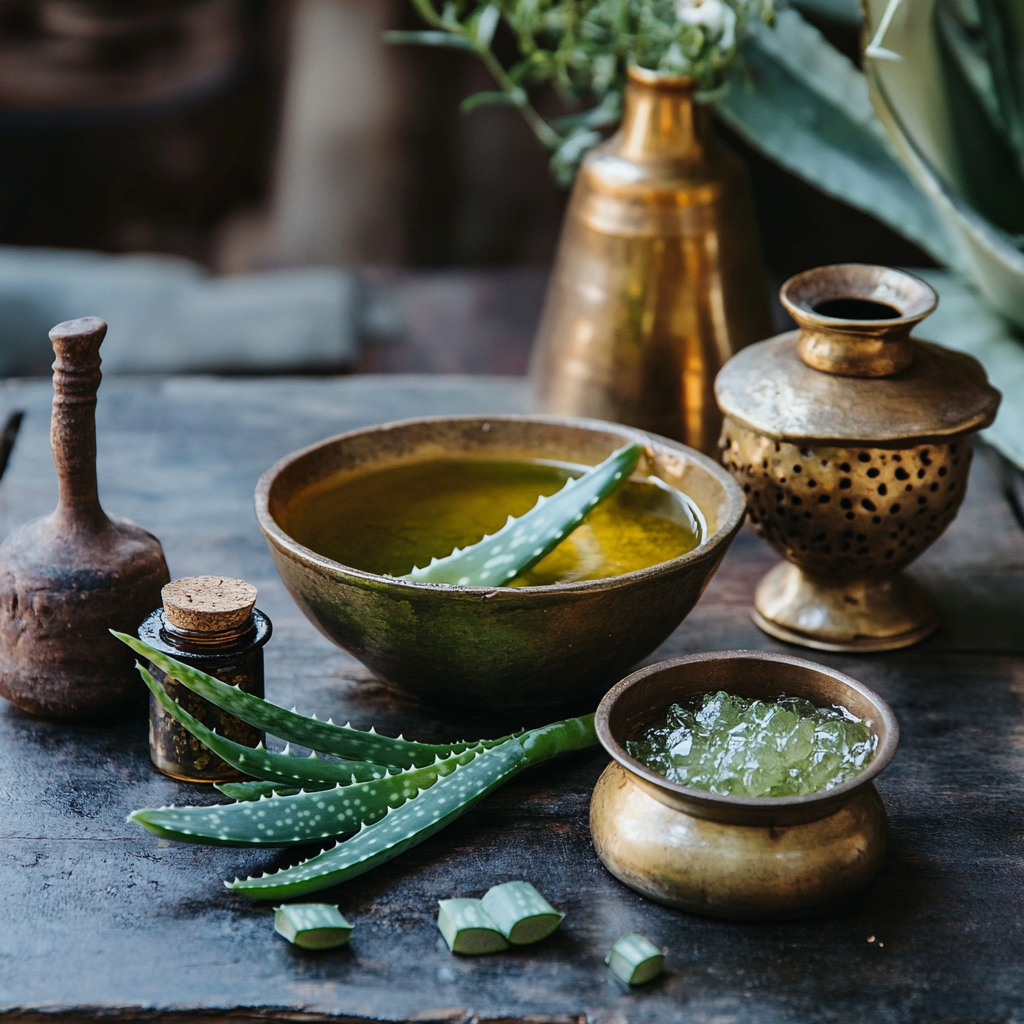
[1,374,1023,1024]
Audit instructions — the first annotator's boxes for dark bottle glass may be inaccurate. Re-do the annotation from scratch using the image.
[139,576,271,782]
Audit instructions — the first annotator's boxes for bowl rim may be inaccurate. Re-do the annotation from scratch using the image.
[595,649,900,811]
[254,413,747,597]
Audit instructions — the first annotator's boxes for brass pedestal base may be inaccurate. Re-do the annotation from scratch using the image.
[753,562,939,653]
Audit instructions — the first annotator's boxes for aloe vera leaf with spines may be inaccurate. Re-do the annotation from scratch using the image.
[227,715,597,900]
[216,780,323,801]
[129,744,487,846]
[402,441,643,586]
[115,632,492,768]
[137,665,389,788]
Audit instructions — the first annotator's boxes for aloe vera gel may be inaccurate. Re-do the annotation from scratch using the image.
[627,692,877,797]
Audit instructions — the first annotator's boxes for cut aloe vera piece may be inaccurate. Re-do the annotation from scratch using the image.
[480,881,564,945]
[437,899,509,955]
[606,933,664,986]
[403,441,642,586]
[274,904,353,949]
[116,632,491,769]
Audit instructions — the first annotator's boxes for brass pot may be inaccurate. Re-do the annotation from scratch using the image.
[715,265,1001,652]
[530,66,772,456]
[590,651,899,920]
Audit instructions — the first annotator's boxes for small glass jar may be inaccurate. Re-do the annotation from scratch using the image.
[139,576,272,782]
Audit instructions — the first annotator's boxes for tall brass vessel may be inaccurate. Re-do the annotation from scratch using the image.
[530,66,772,455]
[716,264,1001,653]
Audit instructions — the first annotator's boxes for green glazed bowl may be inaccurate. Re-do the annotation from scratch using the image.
[255,415,745,714]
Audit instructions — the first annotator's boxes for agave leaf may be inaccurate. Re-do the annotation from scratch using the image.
[115,632,494,768]
[717,8,956,265]
[864,0,1024,328]
[403,441,643,586]
[912,269,1024,470]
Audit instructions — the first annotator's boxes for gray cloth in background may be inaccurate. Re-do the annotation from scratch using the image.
[0,247,358,376]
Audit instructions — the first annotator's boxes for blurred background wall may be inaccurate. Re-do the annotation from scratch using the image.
[0,0,934,374]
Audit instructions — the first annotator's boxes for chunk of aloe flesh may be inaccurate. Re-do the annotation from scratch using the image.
[403,441,643,586]
[480,880,564,945]
[606,933,664,986]
[274,903,352,949]
[437,899,509,955]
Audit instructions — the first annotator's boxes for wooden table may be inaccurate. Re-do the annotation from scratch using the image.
[2,374,1023,1024]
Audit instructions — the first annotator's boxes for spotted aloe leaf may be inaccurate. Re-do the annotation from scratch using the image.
[215,780,320,801]
[129,743,486,847]
[137,665,388,788]
[115,632,494,768]
[403,441,643,586]
[228,715,597,900]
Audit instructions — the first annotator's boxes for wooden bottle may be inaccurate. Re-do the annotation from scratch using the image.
[0,317,171,719]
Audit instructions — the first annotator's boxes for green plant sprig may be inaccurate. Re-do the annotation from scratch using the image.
[388,0,773,182]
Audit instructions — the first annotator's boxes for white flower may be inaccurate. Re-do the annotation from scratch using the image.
[674,0,737,49]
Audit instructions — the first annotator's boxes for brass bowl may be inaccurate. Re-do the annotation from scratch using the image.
[255,415,745,714]
[590,651,899,919]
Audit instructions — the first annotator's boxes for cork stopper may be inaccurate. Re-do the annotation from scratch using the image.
[161,576,257,633]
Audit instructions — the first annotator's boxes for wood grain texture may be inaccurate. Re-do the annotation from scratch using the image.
[0,375,1023,1022]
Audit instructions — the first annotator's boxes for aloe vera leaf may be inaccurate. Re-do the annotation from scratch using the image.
[115,632,488,768]
[137,665,388,788]
[227,737,528,898]
[480,881,564,945]
[215,780,320,801]
[402,441,642,586]
[128,744,485,847]
[227,715,596,899]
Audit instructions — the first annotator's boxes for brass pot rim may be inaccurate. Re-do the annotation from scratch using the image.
[625,64,696,89]
[254,413,746,599]
[780,263,937,333]
[595,650,899,817]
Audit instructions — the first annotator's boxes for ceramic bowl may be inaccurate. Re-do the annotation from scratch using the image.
[591,650,899,918]
[255,415,745,714]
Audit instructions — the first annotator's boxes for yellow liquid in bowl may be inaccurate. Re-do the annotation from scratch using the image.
[283,458,703,586]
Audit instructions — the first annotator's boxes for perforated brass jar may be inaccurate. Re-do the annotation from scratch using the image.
[715,264,1001,652]
[140,575,271,782]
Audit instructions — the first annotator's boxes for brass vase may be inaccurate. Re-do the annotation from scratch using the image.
[715,264,1001,653]
[530,66,773,456]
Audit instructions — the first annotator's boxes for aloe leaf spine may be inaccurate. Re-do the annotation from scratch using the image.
[402,441,643,586]
[129,744,486,846]
[227,715,596,899]
[115,631,492,768]
[215,780,322,801]
[137,665,388,787]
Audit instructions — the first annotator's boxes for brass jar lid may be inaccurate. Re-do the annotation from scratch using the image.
[715,264,1001,446]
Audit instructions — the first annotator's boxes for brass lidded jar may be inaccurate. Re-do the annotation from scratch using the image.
[716,264,1001,652]
[139,575,271,782]
[590,651,899,920]
[530,66,772,456]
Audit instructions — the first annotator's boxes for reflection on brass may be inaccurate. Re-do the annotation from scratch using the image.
[590,651,899,919]
[530,66,772,456]
[715,264,1001,652]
